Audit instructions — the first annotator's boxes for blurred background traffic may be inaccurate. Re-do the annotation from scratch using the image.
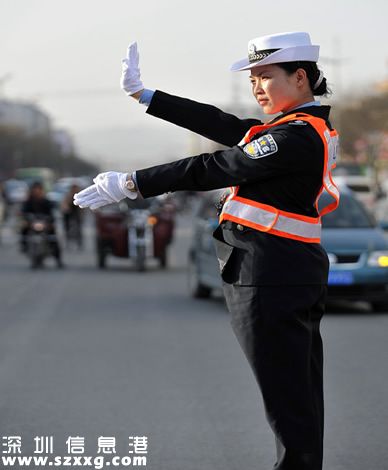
[1,2,388,469]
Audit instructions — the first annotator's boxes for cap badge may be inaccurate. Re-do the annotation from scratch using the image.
[248,47,281,64]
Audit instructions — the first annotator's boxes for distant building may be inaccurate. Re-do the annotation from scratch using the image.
[0,99,51,136]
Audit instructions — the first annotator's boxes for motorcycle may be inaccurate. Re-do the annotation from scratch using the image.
[127,208,154,272]
[95,197,175,271]
[23,214,59,269]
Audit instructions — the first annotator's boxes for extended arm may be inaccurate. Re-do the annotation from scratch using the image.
[135,128,301,197]
[145,90,262,148]
[73,125,318,209]
[120,42,262,147]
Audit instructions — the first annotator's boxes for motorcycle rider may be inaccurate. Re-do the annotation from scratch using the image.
[20,181,64,268]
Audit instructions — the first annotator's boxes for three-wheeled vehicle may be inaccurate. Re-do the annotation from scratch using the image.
[95,196,175,271]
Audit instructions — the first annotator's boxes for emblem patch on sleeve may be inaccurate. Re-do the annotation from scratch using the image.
[243,134,278,159]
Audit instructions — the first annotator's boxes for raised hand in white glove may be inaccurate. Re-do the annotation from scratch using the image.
[73,171,137,210]
[120,41,144,97]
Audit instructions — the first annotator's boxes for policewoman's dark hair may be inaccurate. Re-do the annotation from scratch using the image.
[277,61,331,97]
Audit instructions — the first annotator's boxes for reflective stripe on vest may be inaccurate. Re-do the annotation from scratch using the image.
[219,112,340,243]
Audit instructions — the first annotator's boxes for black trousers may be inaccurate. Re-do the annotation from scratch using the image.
[223,283,327,470]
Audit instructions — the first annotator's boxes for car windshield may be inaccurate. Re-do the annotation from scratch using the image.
[333,164,368,176]
[52,183,70,193]
[346,184,372,193]
[5,180,27,190]
[320,193,375,228]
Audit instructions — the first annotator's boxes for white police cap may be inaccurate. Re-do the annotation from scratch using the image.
[230,31,320,72]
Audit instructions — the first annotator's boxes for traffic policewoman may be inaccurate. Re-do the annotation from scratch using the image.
[74,32,340,470]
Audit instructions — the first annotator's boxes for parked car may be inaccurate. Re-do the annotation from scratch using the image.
[95,197,175,271]
[0,189,5,235]
[3,179,29,205]
[188,188,388,311]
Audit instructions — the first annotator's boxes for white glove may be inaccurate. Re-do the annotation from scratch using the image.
[73,185,113,210]
[120,41,144,96]
[73,172,137,210]
[93,171,135,202]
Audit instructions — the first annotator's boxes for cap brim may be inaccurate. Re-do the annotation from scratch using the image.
[230,45,320,72]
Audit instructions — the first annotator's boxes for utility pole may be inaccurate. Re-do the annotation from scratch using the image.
[0,74,12,98]
[319,36,348,98]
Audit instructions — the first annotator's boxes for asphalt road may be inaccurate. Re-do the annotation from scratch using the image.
[0,210,387,470]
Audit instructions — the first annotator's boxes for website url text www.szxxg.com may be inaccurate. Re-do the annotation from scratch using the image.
[1,454,147,468]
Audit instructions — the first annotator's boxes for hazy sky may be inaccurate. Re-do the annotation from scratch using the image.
[1,0,388,169]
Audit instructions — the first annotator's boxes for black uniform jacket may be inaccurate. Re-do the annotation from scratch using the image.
[136,90,331,286]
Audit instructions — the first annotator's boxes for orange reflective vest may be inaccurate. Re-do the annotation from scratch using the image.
[219,112,340,243]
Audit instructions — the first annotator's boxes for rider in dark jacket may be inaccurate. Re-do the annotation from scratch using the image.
[20,181,64,267]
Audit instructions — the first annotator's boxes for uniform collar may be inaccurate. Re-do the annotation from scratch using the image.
[289,100,321,111]
[269,104,331,124]
[288,104,331,120]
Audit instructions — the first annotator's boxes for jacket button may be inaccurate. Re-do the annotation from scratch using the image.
[236,224,244,231]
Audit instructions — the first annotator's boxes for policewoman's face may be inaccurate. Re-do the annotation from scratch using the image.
[249,64,310,115]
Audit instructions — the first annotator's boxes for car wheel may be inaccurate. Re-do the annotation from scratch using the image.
[159,250,168,269]
[371,300,388,313]
[188,255,212,299]
[31,254,43,269]
[135,246,146,272]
